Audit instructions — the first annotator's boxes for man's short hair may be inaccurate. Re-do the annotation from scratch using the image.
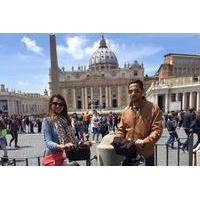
[128,80,144,90]
[189,107,194,112]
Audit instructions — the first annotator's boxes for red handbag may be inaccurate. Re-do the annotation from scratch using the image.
[43,151,65,166]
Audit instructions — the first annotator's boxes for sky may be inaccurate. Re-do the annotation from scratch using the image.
[1,33,200,94]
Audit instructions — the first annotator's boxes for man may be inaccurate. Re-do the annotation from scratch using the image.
[91,110,100,143]
[182,108,196,151]
[165,113,182,149]
[115,80,163,166]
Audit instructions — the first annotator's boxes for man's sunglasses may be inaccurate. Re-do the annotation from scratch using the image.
[52,102,64,107]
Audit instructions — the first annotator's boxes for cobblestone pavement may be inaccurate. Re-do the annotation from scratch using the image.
[0,128,196,166]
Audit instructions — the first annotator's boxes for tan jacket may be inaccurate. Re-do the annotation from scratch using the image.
[116,99,163,158]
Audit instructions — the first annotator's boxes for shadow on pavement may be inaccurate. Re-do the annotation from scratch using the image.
[7,145,33,150]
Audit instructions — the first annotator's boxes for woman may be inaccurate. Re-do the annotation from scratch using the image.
[42,94,91,166]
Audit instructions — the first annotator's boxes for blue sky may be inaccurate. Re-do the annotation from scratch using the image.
[1,33,200,94]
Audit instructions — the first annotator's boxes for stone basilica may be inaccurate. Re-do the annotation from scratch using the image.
[49,34,146,112]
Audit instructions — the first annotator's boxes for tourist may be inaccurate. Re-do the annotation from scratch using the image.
[181,108,196,151]
[91,110,100,143]
[165,113,182,149]
[42,94,91,166]
[113,80,163,166]
[9,114,20,148]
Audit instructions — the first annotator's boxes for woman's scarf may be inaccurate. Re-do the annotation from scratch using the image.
[54,117,73,145]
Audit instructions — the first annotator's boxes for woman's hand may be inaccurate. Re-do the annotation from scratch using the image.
[56,144,66,150]
[64,142,76,151]
[83,141,92,147]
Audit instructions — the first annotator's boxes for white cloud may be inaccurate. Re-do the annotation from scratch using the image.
[84,41,99,55]
[107,39,120,53]
[85,39,119,55]
[57,36,86,59]
[21,36,43,55]
[57,35,120,60]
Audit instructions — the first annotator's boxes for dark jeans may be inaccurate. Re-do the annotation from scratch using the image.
[113,123,118,132]
[9,130,18,147]
[145,154,154,166]
[92,127,100,142]
[166,131,182,148]
[83,122,89,134]
[166,132,176,148]
[182,129,191,150]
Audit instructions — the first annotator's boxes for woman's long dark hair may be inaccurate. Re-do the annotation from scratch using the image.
[48,94,71,125]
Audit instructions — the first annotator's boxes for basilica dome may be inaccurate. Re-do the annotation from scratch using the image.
[89,35,119,70]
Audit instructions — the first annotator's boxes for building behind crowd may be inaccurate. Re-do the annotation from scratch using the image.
[0,84,49,116]
[146,53,200,112]
[49,34,153,113]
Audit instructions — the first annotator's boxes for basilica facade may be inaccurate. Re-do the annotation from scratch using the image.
[49,34,145,112]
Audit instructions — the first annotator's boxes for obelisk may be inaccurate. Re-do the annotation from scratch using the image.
[49,33,59,96]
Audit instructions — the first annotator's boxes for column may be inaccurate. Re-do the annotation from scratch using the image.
[85,87,88,109]
[196,92,200,110]
[117,86,121,108]
[91,87,93,110]
[193,92,197,110]
[73,88,76,109]
[106,86,109,108]
[99,86,102,108]
[165,93,169,113]
[155,94,158,105]
[91,87,93,100]
[8,100,12,116]
[81,88,85,110]
[175,93,179,101]
[63,89,68,104]
[12,100,16,113]
[182,92,186,110]
[18,101,22,114]
[109,86,112,108]
[189,92,193,108]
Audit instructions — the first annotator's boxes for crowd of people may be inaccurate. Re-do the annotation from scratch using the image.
[70,110,120,143]
[164,108,200,152]
[0,111,43,150]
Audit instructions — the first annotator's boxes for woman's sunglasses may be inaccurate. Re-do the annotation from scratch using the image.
[52,102,64,107]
